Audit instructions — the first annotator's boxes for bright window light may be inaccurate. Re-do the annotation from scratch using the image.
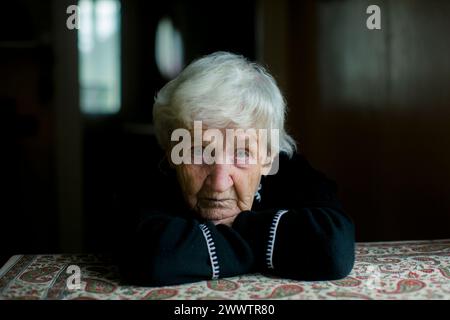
[155,16,184,80]
[78,0,121,114]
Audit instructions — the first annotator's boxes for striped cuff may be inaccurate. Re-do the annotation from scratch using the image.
[266,209,288,270]
[199,224,220,279]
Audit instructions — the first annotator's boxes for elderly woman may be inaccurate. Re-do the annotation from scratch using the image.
[117,52,355,286]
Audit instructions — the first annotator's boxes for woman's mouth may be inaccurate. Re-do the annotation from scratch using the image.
[198,198,234,208]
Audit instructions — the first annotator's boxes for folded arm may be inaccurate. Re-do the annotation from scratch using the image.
[231,206,355,281]
[117,211,255,286]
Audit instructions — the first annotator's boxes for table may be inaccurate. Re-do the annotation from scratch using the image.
[1,239,449,300]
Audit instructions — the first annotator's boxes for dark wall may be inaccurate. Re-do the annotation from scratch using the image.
[0,1,57,265]
[287,0,450,241]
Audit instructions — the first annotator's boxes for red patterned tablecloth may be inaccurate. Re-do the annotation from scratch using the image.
[1,239,449,300]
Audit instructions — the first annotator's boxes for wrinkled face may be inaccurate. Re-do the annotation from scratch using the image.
[171,128,272,225]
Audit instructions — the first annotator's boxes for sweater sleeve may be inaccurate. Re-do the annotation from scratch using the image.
[231,206,355,281]
[116,210,255,286]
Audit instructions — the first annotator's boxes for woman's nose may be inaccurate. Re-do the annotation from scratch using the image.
[204,164,234,192]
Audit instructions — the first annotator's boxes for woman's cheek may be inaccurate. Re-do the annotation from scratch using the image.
[177,166,199,196]
[234,170,261,210]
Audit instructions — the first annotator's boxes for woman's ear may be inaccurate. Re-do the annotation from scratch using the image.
[261,154,274,176]
[261,153,280,176]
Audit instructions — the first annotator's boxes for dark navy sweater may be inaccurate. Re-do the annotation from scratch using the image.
[116,152,355,286]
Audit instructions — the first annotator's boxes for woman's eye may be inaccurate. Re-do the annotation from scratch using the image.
[190,146,204,162]
[193,147,203,156]
[235,149,249,159]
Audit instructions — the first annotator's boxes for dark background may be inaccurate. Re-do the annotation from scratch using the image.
[1,0,450,266]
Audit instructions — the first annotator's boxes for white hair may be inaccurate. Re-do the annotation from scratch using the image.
[153,51,297,157]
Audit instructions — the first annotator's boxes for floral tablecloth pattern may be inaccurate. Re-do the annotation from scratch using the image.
[1,239,449,300]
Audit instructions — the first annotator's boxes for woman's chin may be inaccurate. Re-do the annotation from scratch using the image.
[197,207,239,222]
